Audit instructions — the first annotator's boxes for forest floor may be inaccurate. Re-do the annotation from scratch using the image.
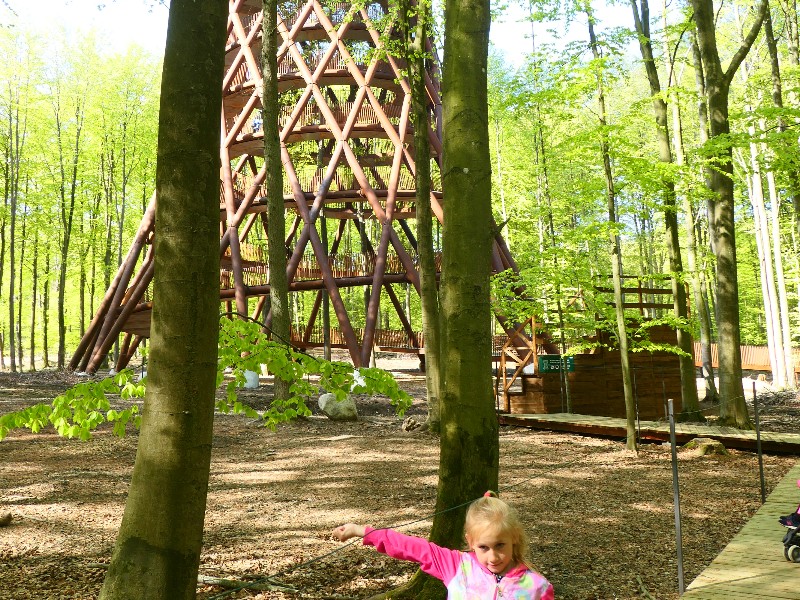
[0,358,799,600]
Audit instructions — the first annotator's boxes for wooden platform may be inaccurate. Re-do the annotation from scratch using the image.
[498,413,800,454]
[682,463,800,599]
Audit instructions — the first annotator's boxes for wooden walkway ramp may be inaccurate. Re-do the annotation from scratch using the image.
[682,463,800,599]
[498,413,800,454]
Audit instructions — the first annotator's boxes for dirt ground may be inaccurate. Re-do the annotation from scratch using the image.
[0,360,799,600]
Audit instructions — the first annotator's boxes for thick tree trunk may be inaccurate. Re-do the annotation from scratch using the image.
[395,0,496,595]
[687,33,718,401]
[98,2,227,598]
[690,0,767,428]
[263,0,291,401]
[631,0,701,419]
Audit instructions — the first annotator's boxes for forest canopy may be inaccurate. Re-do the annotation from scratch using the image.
[0,0,798,375]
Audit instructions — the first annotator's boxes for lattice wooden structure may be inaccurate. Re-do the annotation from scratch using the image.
[71,0,520,374]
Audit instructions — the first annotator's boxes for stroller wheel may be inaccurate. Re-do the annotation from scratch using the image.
[788,545,800,563]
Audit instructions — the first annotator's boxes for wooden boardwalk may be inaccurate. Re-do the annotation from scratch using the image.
[498,413,800,454]
[682,463,800,599]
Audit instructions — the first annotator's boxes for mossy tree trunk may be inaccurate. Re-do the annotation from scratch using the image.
[690,0,767,428]
[383,0,496,595]
[98,2,227,598]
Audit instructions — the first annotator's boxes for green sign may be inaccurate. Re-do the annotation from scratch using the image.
[538,355,574,373]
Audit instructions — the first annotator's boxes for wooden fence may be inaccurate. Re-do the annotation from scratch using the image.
[693,342,800,373]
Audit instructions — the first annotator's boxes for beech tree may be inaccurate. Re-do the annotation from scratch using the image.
[587,8,637,451]
[396,0,443,431]
[98,1,227,598]
[689,0,767,428]
[417,0,497,595]
[262,0,291,403]
[630,0,701,419]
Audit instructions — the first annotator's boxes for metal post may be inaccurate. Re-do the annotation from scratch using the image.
[633,368,641,444]
[668,399,685,594]
[753,381,766,503]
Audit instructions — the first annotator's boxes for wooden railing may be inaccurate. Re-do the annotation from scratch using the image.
[693,342,800,373]
[290,326,422,351]
[219,251,441,287]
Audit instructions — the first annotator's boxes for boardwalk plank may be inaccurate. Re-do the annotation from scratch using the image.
[498,413,800,453]
[683,464,800,600]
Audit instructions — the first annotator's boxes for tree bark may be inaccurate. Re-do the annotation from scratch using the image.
[588,13,637,451]
[263,0,291,401]
[402,0,442,432]
[98,1,227,598]
[394,0,496,594]
[631,0,701,420]
[687,31,718,401]
[689,0,768,428]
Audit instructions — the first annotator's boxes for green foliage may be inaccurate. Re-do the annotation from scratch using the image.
[217,318,412,426]
[0,370,144,441]
[0,318,411,441]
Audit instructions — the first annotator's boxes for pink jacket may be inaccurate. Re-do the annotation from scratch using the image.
[363,527,554,600]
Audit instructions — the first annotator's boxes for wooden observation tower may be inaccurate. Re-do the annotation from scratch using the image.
[71,0,518,374]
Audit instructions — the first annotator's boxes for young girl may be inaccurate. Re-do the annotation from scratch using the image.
[332,492,554,599]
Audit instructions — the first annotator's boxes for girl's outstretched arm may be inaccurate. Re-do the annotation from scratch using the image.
[332,523,366,541]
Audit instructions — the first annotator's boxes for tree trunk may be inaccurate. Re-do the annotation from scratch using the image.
[689,0,767,428]
[0,156,5,371]
[631,0,701,419]
[98,1,227,598]
[402,0,441,431]
[43,241,50,368]
[16,211,25,370]
[29,230,38,371]
[5,71,27,373]
[56,97,85,369]
[686,33,719,400]
[745,129,784,384]
[762,9,797,386]
[395,0,496,594]
[588,13,637,451]
[263,0,291,401]
[8,172,17,373]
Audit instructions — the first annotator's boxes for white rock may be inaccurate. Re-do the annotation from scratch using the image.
[318,392,358,421]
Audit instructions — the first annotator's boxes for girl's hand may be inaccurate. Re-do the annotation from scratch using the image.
[332,523,366,541]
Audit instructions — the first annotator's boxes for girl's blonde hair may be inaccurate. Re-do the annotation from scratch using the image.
[464,492,529,566]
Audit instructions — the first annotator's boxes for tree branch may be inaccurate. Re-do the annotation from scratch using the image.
[724,0,768,85]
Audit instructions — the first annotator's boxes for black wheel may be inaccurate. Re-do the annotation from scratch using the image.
[789,545,800,563]
[785,546,792,561]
